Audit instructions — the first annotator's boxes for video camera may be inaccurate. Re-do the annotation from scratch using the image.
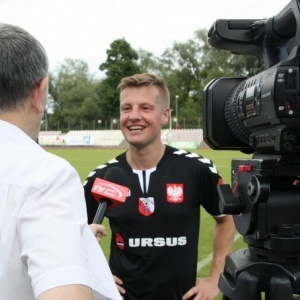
[203,0,300,155]
[204,2,300,298]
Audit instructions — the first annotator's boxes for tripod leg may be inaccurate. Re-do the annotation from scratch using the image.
[235,271,262,300]
[265,276,293,300]
[220,270,262,300]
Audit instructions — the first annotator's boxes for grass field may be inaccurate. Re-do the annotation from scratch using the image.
[46,147,252,300]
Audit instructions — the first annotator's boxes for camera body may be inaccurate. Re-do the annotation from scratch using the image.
[204,0,300,258]
[203,0,300,155]
[204,53,300,154]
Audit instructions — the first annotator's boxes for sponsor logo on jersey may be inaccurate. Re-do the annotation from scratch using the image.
[138,197,154,216]
[115,233,125,250]
[129,236,187,247]
[166,184,184,203]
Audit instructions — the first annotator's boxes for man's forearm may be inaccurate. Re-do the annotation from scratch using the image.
[209,215,235,279]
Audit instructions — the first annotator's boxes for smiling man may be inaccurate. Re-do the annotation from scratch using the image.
[83,73,235,300]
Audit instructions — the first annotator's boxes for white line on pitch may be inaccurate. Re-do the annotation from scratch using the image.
[197,233,241,272]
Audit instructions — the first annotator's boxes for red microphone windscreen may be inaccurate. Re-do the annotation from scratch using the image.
[91,167,128,209]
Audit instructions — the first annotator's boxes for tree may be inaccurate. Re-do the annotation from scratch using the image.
[49,59,100,131]
[98,38,141,127]
[137,49,162,74]
[153,29,209,128]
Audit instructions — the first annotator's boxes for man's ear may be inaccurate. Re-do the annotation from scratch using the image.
[31,77,48,113]
[161,107,170,126]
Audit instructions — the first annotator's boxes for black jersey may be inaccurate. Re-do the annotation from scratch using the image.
[84,146,222,300]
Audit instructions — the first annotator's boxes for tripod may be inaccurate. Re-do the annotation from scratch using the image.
[219,248,300,299]
[218,155,300,300]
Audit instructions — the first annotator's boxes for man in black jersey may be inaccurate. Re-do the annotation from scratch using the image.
[84,73,235,300]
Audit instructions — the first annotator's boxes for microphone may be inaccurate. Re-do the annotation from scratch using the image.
[91,167,128,224]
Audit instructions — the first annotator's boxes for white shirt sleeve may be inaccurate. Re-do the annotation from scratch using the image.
[17,158,121,300]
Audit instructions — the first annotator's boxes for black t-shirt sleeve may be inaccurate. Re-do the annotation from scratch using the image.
[199,163,222,216]
[83,155,124,223]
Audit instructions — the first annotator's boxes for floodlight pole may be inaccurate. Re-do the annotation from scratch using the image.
[175,95,179,128]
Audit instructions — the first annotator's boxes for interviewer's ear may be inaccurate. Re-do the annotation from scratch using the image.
[31,77,48,113]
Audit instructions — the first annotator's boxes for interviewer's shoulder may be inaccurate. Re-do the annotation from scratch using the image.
[42,150,77,174]
[31,148,79,182]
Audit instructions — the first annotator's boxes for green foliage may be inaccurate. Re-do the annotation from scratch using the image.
[97,39,141,124]
[137,49,161,74]
[100,38,140,76]
[48,59,100,131]
[156,31,207,128]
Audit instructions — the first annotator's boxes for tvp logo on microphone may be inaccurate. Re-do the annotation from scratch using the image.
[91,178,128,209]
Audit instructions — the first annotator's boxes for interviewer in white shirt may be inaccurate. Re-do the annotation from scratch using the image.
[0,23,121,300]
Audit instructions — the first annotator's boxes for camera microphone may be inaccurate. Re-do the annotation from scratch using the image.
[91,167,128,224]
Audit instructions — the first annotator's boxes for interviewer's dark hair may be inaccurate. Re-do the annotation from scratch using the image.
[118,73,170,107]
[0,23,49,111]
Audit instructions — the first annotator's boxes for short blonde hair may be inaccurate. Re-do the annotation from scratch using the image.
[118,73,170,107]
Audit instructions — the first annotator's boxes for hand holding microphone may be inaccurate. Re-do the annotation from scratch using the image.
[89,223,107,242]
[91,167,128,224]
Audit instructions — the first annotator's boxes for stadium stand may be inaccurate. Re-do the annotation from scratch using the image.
[162,129,203,148]
[38,131,64,145]
[39,129,206,148]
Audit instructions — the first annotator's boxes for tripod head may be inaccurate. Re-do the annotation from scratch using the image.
[219,154,300,261]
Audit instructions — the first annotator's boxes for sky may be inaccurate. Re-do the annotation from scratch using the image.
[0,0,290,78]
